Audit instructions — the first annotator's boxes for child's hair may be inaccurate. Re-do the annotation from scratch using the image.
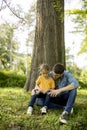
[53,63,65,74]
[39,63,49,73]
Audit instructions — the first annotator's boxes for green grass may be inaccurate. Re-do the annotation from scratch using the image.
[0,88,87,130]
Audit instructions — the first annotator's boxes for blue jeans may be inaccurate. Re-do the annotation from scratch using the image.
[28,91,51,108]
[35,89,77,113]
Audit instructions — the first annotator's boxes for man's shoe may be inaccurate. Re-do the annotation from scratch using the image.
[41,106,47,115]
[59,111,69,124]
[27,106,33,115]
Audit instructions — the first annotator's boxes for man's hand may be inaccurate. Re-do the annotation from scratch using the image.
[49,89,62,97]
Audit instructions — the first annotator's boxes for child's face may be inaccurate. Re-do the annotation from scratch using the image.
[41,69,49,78]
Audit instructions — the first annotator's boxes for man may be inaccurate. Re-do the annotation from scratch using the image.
[36,63,79,124]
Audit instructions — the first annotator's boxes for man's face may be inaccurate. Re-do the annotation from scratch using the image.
[53,71,61,80]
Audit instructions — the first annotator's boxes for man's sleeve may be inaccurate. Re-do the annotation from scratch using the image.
[67,72,79,88]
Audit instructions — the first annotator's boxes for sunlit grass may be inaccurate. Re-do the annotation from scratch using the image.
[0,87,87,130]
[77,88,87,95]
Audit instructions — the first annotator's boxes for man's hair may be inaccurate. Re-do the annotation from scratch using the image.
[53,63,65,74]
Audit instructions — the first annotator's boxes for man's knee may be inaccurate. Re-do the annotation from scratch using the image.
[70,89,77,94]
[69,89,77,98]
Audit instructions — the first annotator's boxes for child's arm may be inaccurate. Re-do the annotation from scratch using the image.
[31,85,41,95]
[35,85,40,90]
[31,76,42,95]
[34,84,42,92]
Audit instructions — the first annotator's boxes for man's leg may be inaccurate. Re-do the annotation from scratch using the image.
[59,89,77,124]
[50,89,77,113]
[64,89,77,113]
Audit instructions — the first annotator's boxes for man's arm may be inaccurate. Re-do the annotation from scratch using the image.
[49,71,79,96]
[49,83,75,96]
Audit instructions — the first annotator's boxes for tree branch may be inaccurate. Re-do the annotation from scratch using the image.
[0,0,6,11]
[3,0,25,21]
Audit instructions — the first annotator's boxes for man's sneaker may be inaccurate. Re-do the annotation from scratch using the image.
[59,111,69,124]
[27,106,33,115]
[41,106,47,115]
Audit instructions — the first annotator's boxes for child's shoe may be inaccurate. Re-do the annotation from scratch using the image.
[41,106,47,115]
[27,106,33,115]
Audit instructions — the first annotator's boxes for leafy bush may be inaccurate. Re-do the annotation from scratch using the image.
[0,70,26,88]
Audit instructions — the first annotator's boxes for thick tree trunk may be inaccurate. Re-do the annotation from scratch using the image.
[24,0,65,91]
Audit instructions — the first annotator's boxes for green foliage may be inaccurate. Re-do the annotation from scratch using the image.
[65,0,87,55]
[66,9,87,15]
[53,0,64,22]
[0,88,87,130]
[66,63,81,78]
[0,23,19,69]
[78,37,87,54]
[17,55,31,74]
[78,70,87,89]
[0,70,26,88]
[66,64,87,89]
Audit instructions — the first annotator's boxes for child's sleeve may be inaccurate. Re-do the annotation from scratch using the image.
[36,76,41,86]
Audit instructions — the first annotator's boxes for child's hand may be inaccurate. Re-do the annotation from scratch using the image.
[34,88,40,94]
[31,88,40,95]
[31,89,36,95]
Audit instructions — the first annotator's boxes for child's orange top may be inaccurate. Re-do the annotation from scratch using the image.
[36,75,55,93]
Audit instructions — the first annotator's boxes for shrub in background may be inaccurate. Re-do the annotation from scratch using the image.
[78,70,87,89]
[0,70,26,88]
[66,64,87,89]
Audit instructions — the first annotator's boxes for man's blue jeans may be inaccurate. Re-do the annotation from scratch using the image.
[35,89,77,113]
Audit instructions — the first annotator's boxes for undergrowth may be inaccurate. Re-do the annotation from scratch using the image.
[0,88,87,130]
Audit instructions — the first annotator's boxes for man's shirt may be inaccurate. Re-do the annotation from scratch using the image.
[50,71,79,89]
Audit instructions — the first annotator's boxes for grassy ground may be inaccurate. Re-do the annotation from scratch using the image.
[0,88,87,130]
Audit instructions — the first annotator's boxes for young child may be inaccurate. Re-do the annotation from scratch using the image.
[27,63,55,115]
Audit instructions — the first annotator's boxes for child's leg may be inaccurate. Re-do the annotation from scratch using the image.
[28,94,38,107]
[41,92,51,114]
[27,93,39,115]
[44,92,51,107]
[28,92,46,107]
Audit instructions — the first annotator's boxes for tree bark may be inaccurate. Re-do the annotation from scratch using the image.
[24,0,65,91]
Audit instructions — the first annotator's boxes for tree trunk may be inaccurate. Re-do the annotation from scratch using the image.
[24,0,65,91]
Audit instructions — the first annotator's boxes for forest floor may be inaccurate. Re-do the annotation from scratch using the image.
[0,87,87,130]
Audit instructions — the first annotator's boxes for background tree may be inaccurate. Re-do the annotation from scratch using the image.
[0,1,35,72]
[66,0,87,55]
[24,0,65,91]
[0,23,18,69]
